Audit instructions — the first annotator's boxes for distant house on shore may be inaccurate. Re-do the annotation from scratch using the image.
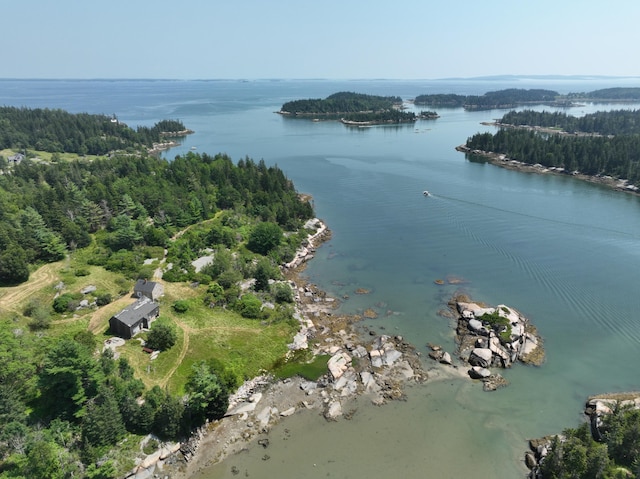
[109,297,160,339]
[133,279,164,301]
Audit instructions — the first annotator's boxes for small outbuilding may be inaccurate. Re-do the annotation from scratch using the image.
[109,297,160,339]
[133,279,164,301]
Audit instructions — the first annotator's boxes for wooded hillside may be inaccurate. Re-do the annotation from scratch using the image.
[464,108,640,184]
[0,107,187,155]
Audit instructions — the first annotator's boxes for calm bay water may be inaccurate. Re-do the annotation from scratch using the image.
[3,78,640,478]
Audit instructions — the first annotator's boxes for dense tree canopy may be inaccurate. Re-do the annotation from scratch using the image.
[145,320,177,351]
[568,87,640,101]
[539,405,640,478]
[185,361,229,424]
[0,106,188,155]
[499,109,640,136]
[465,109,640,184]
[247,221,284,255]
[415,89,560,110]
[280,91,403,118]
[0,151,313,284]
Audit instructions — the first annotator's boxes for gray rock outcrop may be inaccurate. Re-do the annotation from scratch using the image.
[444,299,545,391]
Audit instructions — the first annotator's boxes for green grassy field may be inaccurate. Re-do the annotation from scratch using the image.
[0,253,301,396]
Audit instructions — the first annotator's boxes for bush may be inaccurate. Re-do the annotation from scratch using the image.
[234,294,263,319]
[217,269,242,289]
[479,310,512,342]
[145,320,177,351]
[53,293,81,313]
[172,300,189,313]
[273,282,294,303]
[28,307,52,330]
[95,292,112,306]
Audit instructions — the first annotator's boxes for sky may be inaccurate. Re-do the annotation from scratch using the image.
[2,0,639,80]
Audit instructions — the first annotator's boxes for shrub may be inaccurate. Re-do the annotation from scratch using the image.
[172,300,189,313]
[479,310,512,343]
[95,292,112,306]
[273,282,294,303]
[53,293,81,313]
[234,294,262,319]
[145,320,177,351]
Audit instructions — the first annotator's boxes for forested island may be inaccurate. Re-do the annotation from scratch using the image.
[415,88,562,110]
[415,87,640,110]
[460,108,640,187]
[278,91,437,125]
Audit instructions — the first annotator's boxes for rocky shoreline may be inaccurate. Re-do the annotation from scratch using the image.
[121,218,548,478]
[456,144,640,195]
[149,219,427,479]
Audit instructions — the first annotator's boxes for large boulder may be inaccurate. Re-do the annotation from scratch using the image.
[328,351,352,380]
[383,349,402,366]
[440,351,452,365]
[468,366,491,379]
[469,348,493,368]
[324,400,342,420]
[225,401,258,416]
[467,318,484,332]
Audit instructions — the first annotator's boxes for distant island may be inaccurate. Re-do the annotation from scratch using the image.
[415,87,640,110]
[277,91,438,125]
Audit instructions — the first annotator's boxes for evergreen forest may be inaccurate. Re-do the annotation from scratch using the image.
[464,109,640,184]
[279,91,403,117]
[499,109,640,136]
[415,88,561,110]
[537,404,640,479]
[415,88,640,110]
[0,107,317,478]
[0,106,188,155]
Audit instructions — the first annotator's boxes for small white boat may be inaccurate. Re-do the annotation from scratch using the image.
[423,190,430,196]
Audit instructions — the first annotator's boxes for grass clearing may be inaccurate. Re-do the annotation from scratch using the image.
[0,241,301,398]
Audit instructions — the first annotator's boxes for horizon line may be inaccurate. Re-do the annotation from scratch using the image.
[1,74,640,82]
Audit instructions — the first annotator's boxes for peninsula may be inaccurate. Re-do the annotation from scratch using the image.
[457,107,640,192]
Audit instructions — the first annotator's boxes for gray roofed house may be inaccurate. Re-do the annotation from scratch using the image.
[133,279,164,301]
[7,153,24,165]
[109,297,160,339]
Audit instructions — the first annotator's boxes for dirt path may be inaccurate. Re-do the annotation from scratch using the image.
[0,262,62,313]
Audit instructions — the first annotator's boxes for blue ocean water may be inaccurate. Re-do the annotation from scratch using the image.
[3,77,640,478]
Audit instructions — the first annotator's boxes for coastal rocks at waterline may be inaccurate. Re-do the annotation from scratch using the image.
[169,334,425,471]
[284,218,330,269]
[219,333,423,433]
[432,299,544,391]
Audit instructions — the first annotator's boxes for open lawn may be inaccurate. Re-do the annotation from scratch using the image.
[0,148,104,163]
[0,258,298,396]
